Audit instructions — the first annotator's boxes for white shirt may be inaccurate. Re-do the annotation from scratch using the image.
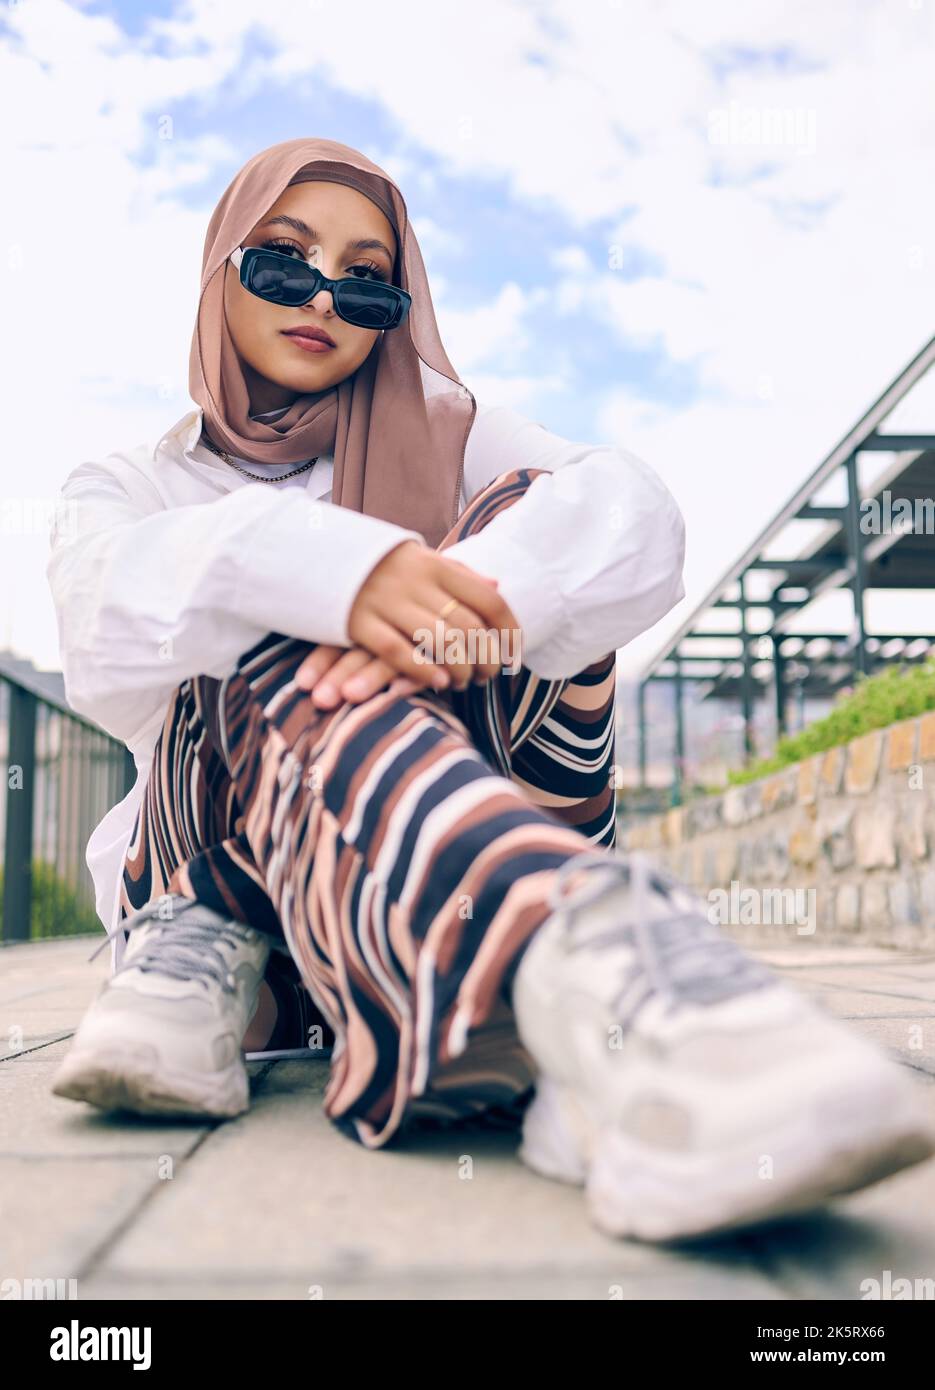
[46,396,686,964]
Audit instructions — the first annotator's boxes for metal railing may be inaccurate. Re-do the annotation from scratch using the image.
[635,330,935,802]
[0,660,134,942]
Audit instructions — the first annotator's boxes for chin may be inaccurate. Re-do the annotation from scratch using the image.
[278,344,347,378]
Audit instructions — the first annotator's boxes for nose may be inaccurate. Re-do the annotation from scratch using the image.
[305,286,335,316]
[304,248,337,315]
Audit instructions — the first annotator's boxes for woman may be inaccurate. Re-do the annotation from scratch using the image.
[46,137,933,1243]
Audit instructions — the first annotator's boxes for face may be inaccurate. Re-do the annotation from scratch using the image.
[224,180,399,414]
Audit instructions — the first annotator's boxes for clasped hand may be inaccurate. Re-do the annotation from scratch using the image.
[294,539,523,706]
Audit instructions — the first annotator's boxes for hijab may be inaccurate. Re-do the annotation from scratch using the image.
[188,137,476,548]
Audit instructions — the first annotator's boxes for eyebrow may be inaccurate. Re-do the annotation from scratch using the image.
[257,215,395,262]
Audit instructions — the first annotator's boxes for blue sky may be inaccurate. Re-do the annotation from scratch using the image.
[73,0,713,434]
[3,0,935,674]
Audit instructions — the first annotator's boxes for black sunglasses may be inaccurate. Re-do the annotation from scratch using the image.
[229,245,412,331]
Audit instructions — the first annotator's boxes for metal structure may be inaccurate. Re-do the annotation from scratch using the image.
[636,332,935,802]
[0,653,134,942]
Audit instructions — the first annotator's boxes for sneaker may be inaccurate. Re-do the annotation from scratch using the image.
[511,850,935,1243]
[52,894,270,1118]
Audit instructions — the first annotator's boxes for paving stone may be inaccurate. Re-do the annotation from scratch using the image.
[92,1063,694,1285]
[0,937,106,1060]
[0,1156,158,1282]
[787,967,935,1005]
[0,1056,212,1160]
[4,939,935,1299]
[755,946,914,969]
[794,985,935,1021]
[76,1267,788,1301]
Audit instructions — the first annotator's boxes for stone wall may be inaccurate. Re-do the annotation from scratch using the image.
[620,713,935,947]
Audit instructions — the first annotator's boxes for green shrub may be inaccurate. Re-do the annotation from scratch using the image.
[727,655,935,787]
[0,860,100,940]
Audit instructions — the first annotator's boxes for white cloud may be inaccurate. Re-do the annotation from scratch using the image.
[4,0,935,696]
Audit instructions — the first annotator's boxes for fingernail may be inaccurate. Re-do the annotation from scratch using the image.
[313,682,337,704]
[344,677,367,695]
[433,670,450,689]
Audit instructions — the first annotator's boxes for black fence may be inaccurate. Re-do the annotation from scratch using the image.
[0,664,134,942]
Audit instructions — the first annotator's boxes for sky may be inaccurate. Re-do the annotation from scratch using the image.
[2,0,935,677]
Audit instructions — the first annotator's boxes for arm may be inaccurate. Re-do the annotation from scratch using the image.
[46,457,427,747]
[443,404,686,678]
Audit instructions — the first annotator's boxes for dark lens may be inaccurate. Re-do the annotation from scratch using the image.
[334,279,401,329]
[247,252,317,307]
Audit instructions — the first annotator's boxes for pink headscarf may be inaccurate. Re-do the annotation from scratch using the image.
[189,137,476,547]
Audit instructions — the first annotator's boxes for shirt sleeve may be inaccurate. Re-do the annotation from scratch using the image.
[443,403,686,678]
[46,458,427,747]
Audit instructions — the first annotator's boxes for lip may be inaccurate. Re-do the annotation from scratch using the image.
[281,326,336,351]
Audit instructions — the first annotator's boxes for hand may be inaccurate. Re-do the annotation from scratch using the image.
[295,641,441,707]
[346,539,523,690]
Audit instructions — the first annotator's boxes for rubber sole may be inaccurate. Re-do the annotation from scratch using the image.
[519,1072,935,1243]
[51,1043,250,1119]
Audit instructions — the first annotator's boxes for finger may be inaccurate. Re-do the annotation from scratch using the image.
[386,598,484,689]
[295,644,345,690]
[351,615,453,689]
[401,595,508,686]
[340,656,398,703]
[436,584,523,677]
[435,559,519,635]
[387,675,424,697]
[310,647,373,706]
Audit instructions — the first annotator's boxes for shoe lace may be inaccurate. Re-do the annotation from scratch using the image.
[87,897,256,994]
[546,849,774,1016]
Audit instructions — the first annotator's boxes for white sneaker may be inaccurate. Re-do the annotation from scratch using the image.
[512,850,935,1243]
[52,895,270,1119]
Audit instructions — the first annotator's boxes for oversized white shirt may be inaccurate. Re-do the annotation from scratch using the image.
[46,396,686,965]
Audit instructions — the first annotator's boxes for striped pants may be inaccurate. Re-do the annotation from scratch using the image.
[118,467,618,1149]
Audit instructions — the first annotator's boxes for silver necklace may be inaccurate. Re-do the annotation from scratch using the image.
[200,431,319,483]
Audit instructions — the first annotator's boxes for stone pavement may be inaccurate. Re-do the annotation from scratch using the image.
[2,936,934,1300]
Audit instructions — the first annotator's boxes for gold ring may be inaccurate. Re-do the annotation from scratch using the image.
[438,597,458,619]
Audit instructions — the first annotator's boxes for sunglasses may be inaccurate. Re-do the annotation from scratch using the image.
[229,245,412,331]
